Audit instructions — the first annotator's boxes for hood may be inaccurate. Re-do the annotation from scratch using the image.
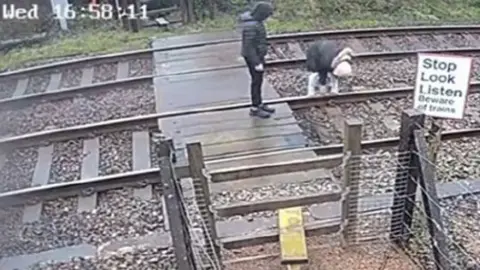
[251,1,273,21]
[239,11,254,23]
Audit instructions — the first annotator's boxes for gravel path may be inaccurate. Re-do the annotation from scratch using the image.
[211,136,480,222]
[25,74,50,95]
[211,175,340,221]
[343,137,480,197]
[0,187,164,257]
[129,58,153,77]
[0,82,155,137]
[29,247,176,270]
[92,63,117,83]
[48,139,83,184]
[99,130,133,176]
[0,146,37,192]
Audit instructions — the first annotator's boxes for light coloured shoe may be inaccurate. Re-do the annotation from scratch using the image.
[307,87,316,96]
[318,85,328,93]
[328,74,339,94]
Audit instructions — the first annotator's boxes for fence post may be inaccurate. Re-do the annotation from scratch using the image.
[50,0,69,31]
[119,0,130,30]
[413,130,450,270]
[341,118,362,245]
[154,134,196,270]
[179,0,195,23]
[207,0,216,20]
[427,118,442,163]
[127,0,140,32]
[390,109,425,245]
[187,142,222,269]
[187,0,196,23]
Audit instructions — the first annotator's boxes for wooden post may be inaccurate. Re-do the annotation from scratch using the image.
[109,0,120,20]
[390,110,425,244]
[186,0,196,23]
[155,135,196,270]
[427,118,442,163]
[119,0,130,30]
[179,0,188,23]
[413,130,450,270]
[50,0,69,31]
[207,0,215,20]
[187,142,222,269]
[127,0,140,32]
[341,118,362,244]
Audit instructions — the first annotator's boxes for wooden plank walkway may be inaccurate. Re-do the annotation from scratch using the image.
[152,34,317,172]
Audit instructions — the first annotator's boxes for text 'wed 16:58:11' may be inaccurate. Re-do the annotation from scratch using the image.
[52,4,148,20]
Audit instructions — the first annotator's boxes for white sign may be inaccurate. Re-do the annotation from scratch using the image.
[413,53,472,119]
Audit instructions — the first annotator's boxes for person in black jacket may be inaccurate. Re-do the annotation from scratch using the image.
[306,40,354,96]
[239,1,274,118]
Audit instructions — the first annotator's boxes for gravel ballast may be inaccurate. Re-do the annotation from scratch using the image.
[99,130,133,176]
[0,187,164,258]
[0,79,16,99]
[0,82,155,137]
[59,68,82,88]
[48,139,83,184]
[92,63,118,83]
[267,33,480,59]
[25,74,50,94]
[29,247,176,270]
[0,146,38,192]
[128,58,153,77]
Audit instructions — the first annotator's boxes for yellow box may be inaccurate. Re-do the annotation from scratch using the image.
[278,207,308,264]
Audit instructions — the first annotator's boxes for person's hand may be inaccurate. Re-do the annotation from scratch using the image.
[254,64,264,72]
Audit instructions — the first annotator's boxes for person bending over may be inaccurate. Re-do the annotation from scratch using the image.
[239,1,275,118]
[306,40,354,96]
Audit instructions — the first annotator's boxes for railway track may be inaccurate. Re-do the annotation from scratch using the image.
[266,29,480,61]
[0,44,168,267]
[1,25,480,268]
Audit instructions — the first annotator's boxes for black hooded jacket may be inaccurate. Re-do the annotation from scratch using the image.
[306,40,344,73]
[238,2,274,66]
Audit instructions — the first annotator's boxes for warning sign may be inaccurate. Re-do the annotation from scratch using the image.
[413,53,472,119]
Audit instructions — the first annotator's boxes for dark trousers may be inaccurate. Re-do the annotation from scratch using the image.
[318,68,331,85]
[244,58,263,107]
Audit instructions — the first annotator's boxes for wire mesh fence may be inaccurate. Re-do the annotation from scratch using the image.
[336,112,480,269]
[155,111,480,270]
[154,134,222,270]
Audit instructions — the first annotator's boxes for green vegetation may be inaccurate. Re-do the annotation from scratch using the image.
[2,0,480,70]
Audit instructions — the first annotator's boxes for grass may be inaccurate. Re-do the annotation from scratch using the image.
[2,0,480,70]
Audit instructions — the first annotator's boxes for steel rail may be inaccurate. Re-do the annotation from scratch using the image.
[0,50,153,79]
[2,46,479,108]
[1,81,479,150]
[266,24,480,43]
[1,127,480,208]
[2,24,480,78]
[265,47,480,68]
[0,75,153,110]
[155,47,480,77]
